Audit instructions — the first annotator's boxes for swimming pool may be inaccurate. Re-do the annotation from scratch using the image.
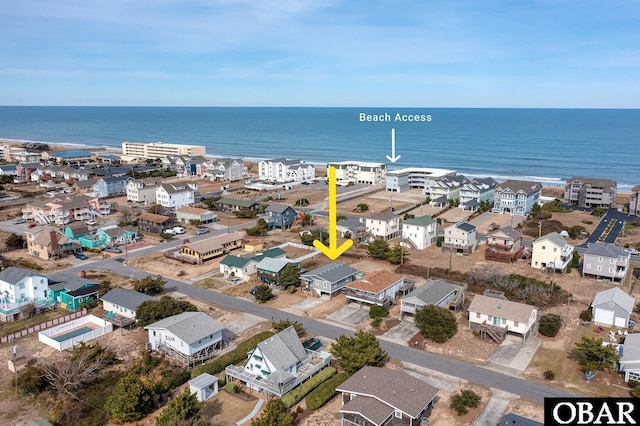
[52,326,95,342]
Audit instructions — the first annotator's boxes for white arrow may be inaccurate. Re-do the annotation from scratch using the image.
[385,128,401,163]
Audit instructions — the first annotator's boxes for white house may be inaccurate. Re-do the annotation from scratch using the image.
[155,182,197,208]
[100,288,154,320]
[531,232,575,272]
[225,326,331,397]
[385,167,456,193]
[442,221,477,254]
[328,161,386,185]
[365,211,400,241]
[176,206,217,224]
[126,179,162,205]
[428,175,469,202]
[468,294,538,343]
[0,267,52,322]
[402,215,437,250]
[619,333,640,382]
[459,177,497,211]
[258,158,315,183]
[591,287,635,328]
[145,311,225,367]
[492,180,542,216]
[199,157,245,181]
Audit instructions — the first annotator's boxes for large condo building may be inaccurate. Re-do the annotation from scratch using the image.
[122,141,206,160]
[386,167,456,193]
[327,161,386,185]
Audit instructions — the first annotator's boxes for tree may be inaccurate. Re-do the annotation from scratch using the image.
[254,284,274,303]
[18,301,35,319]
[403,213,415,220]
[272,319,306,337]
[98,279,113,298]
[155,388,202,426]
[136,296,198,327]
[539,314,562,337]
[367,239,389,260]
[591,207,605,217]
[415,305,458,343]
[387,245,409,265]
[355,203,369,212]
[202,196,221,210]
[330,331,388,374]
[251,398,293,426]
[188,219,202,227]
[574,336,620,372]
[300,229,329,246]
[5,233,25,250]
[246,218,268,236]
[133,274,166,294]
[105,373,153,424]
[369,305,389,319]
[278,263,300,288]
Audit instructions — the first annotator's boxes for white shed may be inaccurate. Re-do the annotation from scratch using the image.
[189,372,219,402]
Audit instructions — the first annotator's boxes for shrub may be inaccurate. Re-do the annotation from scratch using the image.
[369,305,389,319]
[582,219,593,225]
[16,260,43,271]
[218,373,226,387]
[415,305,457,343]
[544,369,556,380]
[539,314,562,337]
[371,317,382,328]
[18,366,49,395]
[305,372,350,410]
[580,308,593,322]
[535,212,552,220]
[191,332,274,378]
[226,382,241,393]
[177,270,186,277]
[287,285,297,294]
[450,389,481,415]
[281,367,336,408]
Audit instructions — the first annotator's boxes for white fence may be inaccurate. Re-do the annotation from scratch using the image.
[38,314,113,351]
[1,308,87,344]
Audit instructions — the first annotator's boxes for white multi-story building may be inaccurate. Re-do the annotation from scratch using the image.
[155,182,197,208]
[365,211,400,240]
[443,221,477,254]
[198,158,246,181]
[122,141,206,160]
[531,232,575,272]
[258,158,315,183]
[459,177,497,211]
[429,175,469,202]
[126,179,163,205]
[386,167,456,193]
[328,161,386,185]
[492,180,542,216]
[0,267,53,322]
[402,215,437,250]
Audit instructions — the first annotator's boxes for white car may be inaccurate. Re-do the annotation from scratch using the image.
[86,220,98,226]
[172,227,185,235]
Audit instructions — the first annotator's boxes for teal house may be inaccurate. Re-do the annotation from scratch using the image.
[96,226,138,246]
[64,223,106,249]
[48,273,100,311]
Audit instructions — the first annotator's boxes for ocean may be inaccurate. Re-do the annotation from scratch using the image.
[0,107,638,190]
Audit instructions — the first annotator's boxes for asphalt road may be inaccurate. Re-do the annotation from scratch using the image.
[51,246,576,403]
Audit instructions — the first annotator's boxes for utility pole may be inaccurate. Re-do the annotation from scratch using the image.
[10,337,18,393]
[538,221,542,238]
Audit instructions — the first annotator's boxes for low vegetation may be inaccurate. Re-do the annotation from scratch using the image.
[330,331,388,374]
[251,398,293,426]
[367,239,410,265]
[415,305,458,343]
[253,284,274,303]
[305,372,350,410]
[539,313,563,337]
[573,336,620,372]
[133,274,166,295]
[281,367,336,408]
[272,319,306,337]
[136,296,198,327]
[450,389,481,415]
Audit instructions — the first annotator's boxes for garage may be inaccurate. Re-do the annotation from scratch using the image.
[594,308,614,326]
[615,316,628,328]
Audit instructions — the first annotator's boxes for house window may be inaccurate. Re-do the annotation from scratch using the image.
[597,266,602,272]
[609,267,614,273]
[610,258,615,264]
[476,312,481,319]
[541,245,546,250]
[598,257,603,262]
[488,315,493,321]
[502,318,506,325]
[514,321,519,327]
[553,247,557,252]
[395,410,402,418]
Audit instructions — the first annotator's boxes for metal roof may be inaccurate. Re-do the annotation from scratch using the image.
[100,288,155,312]
[592,287,634,314]
[255,326,307,371]
[301,263,357,284]
[144,312,225,345]
[0,267,45,285]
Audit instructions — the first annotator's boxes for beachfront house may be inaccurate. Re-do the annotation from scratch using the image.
[401,215,437,250]
[400,279,466,317]
[219,247,286,280]
[459,177,497,211]
[564,177,617,208]
[630,185,640,217]
[225,326,331,398]
[101,288,154,321]
[48,149,94,163]
[531,232,575,272]
[92,176,132,198]
[178,231,244,264]
[365,211,400,241]
[47,273,100,311]
[492,180,542,216]
[26,226,81,260]
[176,205,217,224]
[156,182,196,208]
[427,174,469,203]
[300,263,358,297]
[344,270,411,307]
[385,167,456,193]
[145,311,225,367]
[591,287,634,328]
[468,294,538,343]
[0,267,55,322]
[137,212,173,234]
[337,366,439,426]
[199,157,245,181]
[126,178,163,205]
[442,221,477,254]
[485,226,524,263]
[582,242,631,282]
[264,204,298,229]
[258,158,315,183]
[328,160,386,185]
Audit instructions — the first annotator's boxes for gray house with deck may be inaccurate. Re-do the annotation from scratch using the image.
[300,263,358,298]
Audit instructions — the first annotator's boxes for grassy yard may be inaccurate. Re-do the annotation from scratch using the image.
[0,308,71,337]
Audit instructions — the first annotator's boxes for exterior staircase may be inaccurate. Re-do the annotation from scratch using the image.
[480,321,507,344]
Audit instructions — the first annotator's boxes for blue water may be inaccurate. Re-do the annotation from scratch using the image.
[52,326,93,342]
[0,107,638,190]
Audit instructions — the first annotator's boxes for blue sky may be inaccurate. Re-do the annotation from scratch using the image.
[1,0,639,107]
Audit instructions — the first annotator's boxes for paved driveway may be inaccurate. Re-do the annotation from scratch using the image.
[326,304,370,326]
[485,335,541,375]
[382,320,419,345]
[284,297,326,315]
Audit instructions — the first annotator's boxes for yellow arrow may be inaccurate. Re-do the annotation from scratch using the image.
[313,166,353,260]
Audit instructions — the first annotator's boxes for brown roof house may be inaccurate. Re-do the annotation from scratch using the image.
[176,205,217,224]
[344,270,413,307]
[336,366,439,426]
[137,212,172,233]
[468,294,538,343]
[26,226,80,260]
[179,231,244,264]
[485,226,524,263]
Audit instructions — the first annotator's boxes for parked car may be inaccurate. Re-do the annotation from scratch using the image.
[196,228,209,235]
[28,223,38,228]
[172,226,185,235]
[74,252,88,260]
[250,286,259,295]
[13,219,25,224]
[104,246,122,253]
[163,229,175,235]
[229,278,243,285]
[86,220,98,226]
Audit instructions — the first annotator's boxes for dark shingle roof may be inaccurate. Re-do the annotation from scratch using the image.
[301,263,357,284]
[402,279,457,305]
[265,204,295,214]
[0,267,44,285]
[457,222,476,233]
[496,180,542,195]
[584,242,628,258]
[48,273,98,292]
[100,288,154,312]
